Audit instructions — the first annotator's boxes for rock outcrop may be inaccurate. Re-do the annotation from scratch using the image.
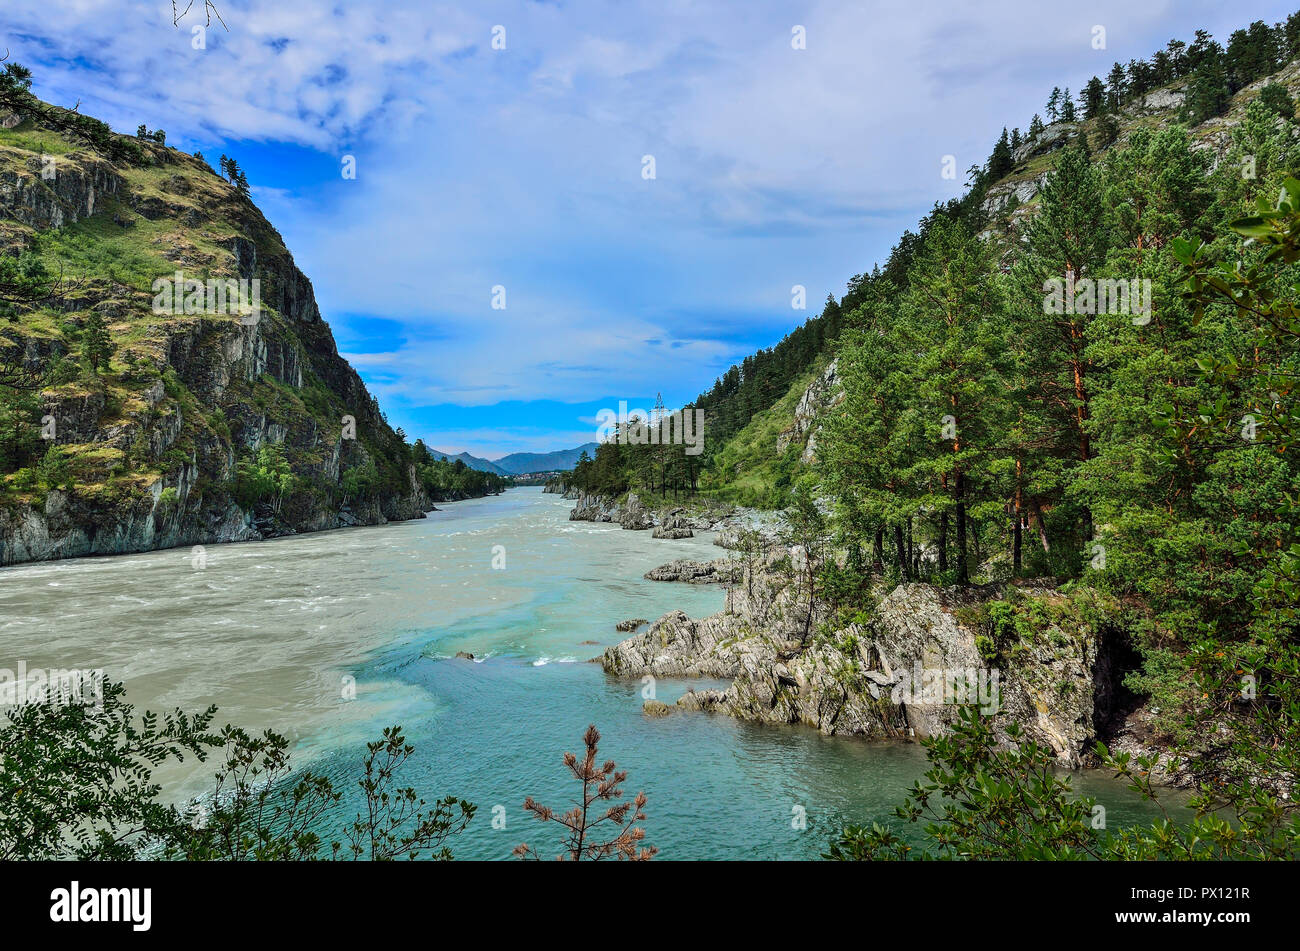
[711,512,786,550]
[776,358,842,464]
[1124,85,1187,115]
[651,509,694,539]
[565,490,776,544]
[980,172,1050,215]
[567,491,623,522]
[618,493,655,530]
[1011,121,1081,164]
[609,556,1134,769]
[643,558,741,584]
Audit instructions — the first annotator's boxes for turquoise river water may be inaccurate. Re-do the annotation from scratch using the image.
[0,487,1168,858]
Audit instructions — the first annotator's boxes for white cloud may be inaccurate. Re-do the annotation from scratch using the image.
[5,0,1282,435]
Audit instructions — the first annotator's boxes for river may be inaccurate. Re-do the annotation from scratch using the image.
[0,487,1167,859]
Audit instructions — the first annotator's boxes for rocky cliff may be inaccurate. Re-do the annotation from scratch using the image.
[606,551,1156,773]
[0,100,430,565]
[775,357,842,464]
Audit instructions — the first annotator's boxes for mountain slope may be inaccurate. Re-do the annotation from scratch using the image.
[697,40,1300,509]
[431,450,509,476]
[0,94,428,564]
[434,443,599,475]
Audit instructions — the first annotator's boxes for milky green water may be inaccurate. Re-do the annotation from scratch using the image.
[0,487,1167,858]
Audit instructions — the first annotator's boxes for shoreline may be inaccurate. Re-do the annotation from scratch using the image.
[587,493,1188,788]
[0,486,512,572]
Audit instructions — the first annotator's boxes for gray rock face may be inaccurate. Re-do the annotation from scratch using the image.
[618,493,654,531]
[776,359,842,463]
[606,562,1118,765]
[677,629,906,739]
[651,509,694,538]
[606,555,828,676]
[603,609,751,678]
[643,558,740,584]
[1125,86,1186,114]
[981,173,1049,215]
[0,150,122,231]
[567,491,749,536]
[1011,121,1081,164]
[711,511,786,550]
[568,491,621,522]
[869,584,1101,765]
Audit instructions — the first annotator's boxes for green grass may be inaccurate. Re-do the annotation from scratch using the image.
[0,124,79,158]
[40,208,174,291]
[701,359,828,509]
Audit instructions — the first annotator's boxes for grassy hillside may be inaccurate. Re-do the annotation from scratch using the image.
[699,358,829,508]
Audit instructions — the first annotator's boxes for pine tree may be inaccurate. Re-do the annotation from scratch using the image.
[988,127,1014,180]
[1166,38,1187,76]
[1011,142,1109,544]
[1083,77,1105,119]
[1258,82,1296,120]
[898,215,1009,582]
[1152,50,1173,85]
[1186,29,1214,73]
[1184,46,1231,123]
[81,311,115,374]
[1095,114,1121,149]
[1127,59,1152,103]
[1285,13,1300,60]
[1060,89,1077,122]
[1225,20,1281,91]
[1105,62,1127,112]
[1046,86,1062,121]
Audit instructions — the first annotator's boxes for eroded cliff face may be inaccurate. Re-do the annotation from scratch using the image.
[606,552,1143,771]
[775,357,841,465]
[0,106,428,565]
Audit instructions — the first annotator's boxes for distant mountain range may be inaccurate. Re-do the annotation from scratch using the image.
[431,443,599,476]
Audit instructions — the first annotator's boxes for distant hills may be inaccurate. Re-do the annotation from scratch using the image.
[432,443,599,476]
[432,451,510,476]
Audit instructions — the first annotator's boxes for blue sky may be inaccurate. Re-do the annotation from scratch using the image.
[4,0,1294,458]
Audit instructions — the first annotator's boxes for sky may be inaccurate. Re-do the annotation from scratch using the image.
[3,0,1295,458]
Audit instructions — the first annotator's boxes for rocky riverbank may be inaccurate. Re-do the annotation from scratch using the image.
[563,488,785,549]
[604,548,1179,780]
